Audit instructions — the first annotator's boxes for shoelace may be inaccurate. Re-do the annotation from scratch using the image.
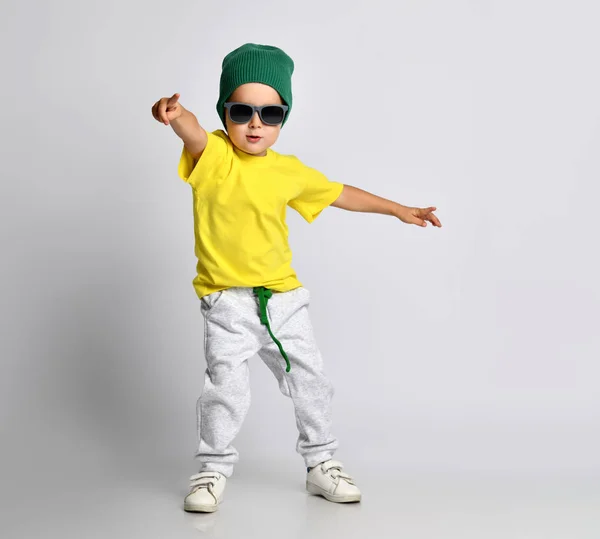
[321,461,355,485]
[188,473,220,501]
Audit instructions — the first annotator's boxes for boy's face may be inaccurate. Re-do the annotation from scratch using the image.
[225,83,284,157]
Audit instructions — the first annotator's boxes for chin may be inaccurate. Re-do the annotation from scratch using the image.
[243,146,262,155]
[241,142,267,155]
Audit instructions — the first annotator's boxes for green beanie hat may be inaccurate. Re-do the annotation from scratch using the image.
[216,43,294,129]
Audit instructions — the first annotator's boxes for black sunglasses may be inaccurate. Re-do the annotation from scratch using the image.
[224,102,289,126]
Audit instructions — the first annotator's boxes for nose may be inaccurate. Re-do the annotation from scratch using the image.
[249,110,262,128]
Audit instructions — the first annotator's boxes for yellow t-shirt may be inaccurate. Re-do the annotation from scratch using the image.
[178,129,344,299]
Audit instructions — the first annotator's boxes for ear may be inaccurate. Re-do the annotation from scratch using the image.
[223,109,230,132]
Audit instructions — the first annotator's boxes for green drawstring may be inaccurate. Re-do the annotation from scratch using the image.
[253,286,291,372]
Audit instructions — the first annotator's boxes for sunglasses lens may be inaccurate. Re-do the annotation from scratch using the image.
[229,104,253,123]
[261,106,285,125]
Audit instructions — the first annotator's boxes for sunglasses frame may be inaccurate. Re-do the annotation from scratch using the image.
[224,102,289,126]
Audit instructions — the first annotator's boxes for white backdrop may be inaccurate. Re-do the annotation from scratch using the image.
[2,0,599,515]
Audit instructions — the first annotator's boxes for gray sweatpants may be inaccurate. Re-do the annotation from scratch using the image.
[195,286,338,477]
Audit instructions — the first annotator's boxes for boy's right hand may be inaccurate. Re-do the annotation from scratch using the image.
[152,93,182,125]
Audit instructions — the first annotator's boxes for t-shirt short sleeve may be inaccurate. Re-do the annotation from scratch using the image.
[288,160,344,223]
[178,130,230,189]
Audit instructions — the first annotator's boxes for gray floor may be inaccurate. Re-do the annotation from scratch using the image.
[4,456,599,539]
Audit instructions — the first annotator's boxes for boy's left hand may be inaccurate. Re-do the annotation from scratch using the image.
[396,206,442,228]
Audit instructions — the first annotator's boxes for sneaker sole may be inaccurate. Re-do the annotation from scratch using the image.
[184,496,223,513]
[306,481,361,503]
[184,502,219,513]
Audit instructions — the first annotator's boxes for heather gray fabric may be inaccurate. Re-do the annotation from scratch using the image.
[195,286,338,477]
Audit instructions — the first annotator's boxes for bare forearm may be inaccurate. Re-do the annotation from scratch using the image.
[331,184,442,227]
[170,106,208,158]
[331,184,404,217]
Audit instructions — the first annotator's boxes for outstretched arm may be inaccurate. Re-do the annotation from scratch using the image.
[331,185,442,228]
[151,93,208,159]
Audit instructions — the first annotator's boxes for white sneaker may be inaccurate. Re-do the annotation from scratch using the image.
[306,460,361,503]
[184,471,226,512]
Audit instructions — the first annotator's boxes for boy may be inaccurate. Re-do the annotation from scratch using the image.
[151,43,441,513]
